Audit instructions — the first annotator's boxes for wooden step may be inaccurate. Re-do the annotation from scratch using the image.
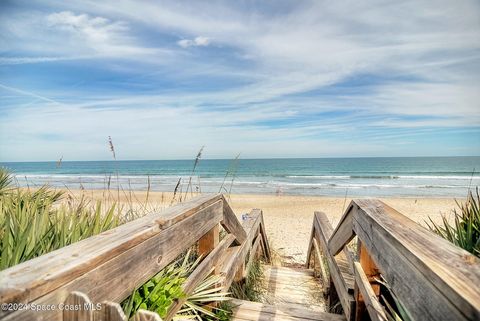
[261,265,325,312]
[230,299,345,321]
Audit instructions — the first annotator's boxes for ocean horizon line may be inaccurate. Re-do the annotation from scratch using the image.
[2,155,480,164]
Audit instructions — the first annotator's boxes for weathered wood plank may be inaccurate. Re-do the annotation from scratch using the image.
[219,209,264,291]
[198,224,220,256]
[164,234,236,321]
[352,199,480,321]
[97,301,127,321]
[221,195,247,244]
[353,262,387,321]
[0,193,222,312]
[63,292,93,321]
[354,241,381,321]
[230,298,345,321]
[312,237,330,293]
[259,212,271,262]
[306,225,315,269]
[312,211,355,320]
[245,234,262,276]
[2,200,223,321]
[133,310,162,321]
[328,202,356,256]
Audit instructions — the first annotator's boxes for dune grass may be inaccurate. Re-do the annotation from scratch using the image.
[0,168,123,270]
[229,259,264,303]
[427,188,480,257]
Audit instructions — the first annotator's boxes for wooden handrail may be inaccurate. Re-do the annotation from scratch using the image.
[309,199,480,321]
[0,194,270,321]
[306,211,355,320]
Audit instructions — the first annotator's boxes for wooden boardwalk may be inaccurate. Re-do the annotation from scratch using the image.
[230,265,345,320]
[261,265,324,311]
[230,299,345,321]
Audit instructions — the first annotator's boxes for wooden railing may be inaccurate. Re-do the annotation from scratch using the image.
[307,199,480,321]
[0,194,270,321]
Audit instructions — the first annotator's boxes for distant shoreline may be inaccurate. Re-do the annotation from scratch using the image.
[4,157,479,198]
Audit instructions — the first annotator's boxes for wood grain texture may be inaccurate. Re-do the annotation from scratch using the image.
[353,262,387,321]
[312,237,330,294]
[219,209,265,291]
[259,213,271,262]
[354,241,381,321]
[221,195,247,244]
[306,225,315,269]
[62,292,93,321]
[328,202,356,256]
[245,234,262,277]
[1,200,223,321]
[352,199,480,321]
[96,301,127,321]
[198,224,220,256]
[230,298,345,321]
[261,265,325,311]
[312,211,355,320]
[133,309,162,321]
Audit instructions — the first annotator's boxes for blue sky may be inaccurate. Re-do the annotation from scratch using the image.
[0,0,479,161]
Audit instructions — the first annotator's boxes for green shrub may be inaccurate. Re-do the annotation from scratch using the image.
[427,188,480,257]
[121,255,193,318]
[122,251,230,320]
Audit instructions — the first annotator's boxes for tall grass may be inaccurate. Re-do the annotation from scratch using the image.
[219,154,240,199]
[229,259,264,302]
[427,188,480,257]
[185,146,204,199]
[0,169,123,270]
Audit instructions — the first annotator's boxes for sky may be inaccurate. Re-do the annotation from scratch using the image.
[0,0,479,161]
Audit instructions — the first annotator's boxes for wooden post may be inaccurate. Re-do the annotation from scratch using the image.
[354,241,381,321]
[198,224,221,310]
[133,310,163,321]
[63,292,94,321]
[198,223,220,276]
[234,261,246,281]
[96,301,127,321]
[198,224,220,256]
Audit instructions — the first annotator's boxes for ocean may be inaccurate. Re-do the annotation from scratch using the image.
[1,157,479,197]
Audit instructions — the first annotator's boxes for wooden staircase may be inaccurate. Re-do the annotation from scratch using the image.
[230,265,345,320]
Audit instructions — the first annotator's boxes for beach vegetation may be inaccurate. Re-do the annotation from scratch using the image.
[219,153,241,198]
[0,168,122,270]
[0,168,231,319]
[122,250,230,320]
[427,188,480,257]
[229,258,264,302]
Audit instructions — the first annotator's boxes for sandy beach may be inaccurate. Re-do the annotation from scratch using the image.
[70,189,460,265]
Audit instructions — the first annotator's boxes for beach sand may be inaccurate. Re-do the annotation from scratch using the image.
[70,189,460,264]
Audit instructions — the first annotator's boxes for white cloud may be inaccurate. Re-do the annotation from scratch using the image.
[177,36,211,48]
[0,9,172,64]
[1,1,479,159]
[46,11,127,44]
